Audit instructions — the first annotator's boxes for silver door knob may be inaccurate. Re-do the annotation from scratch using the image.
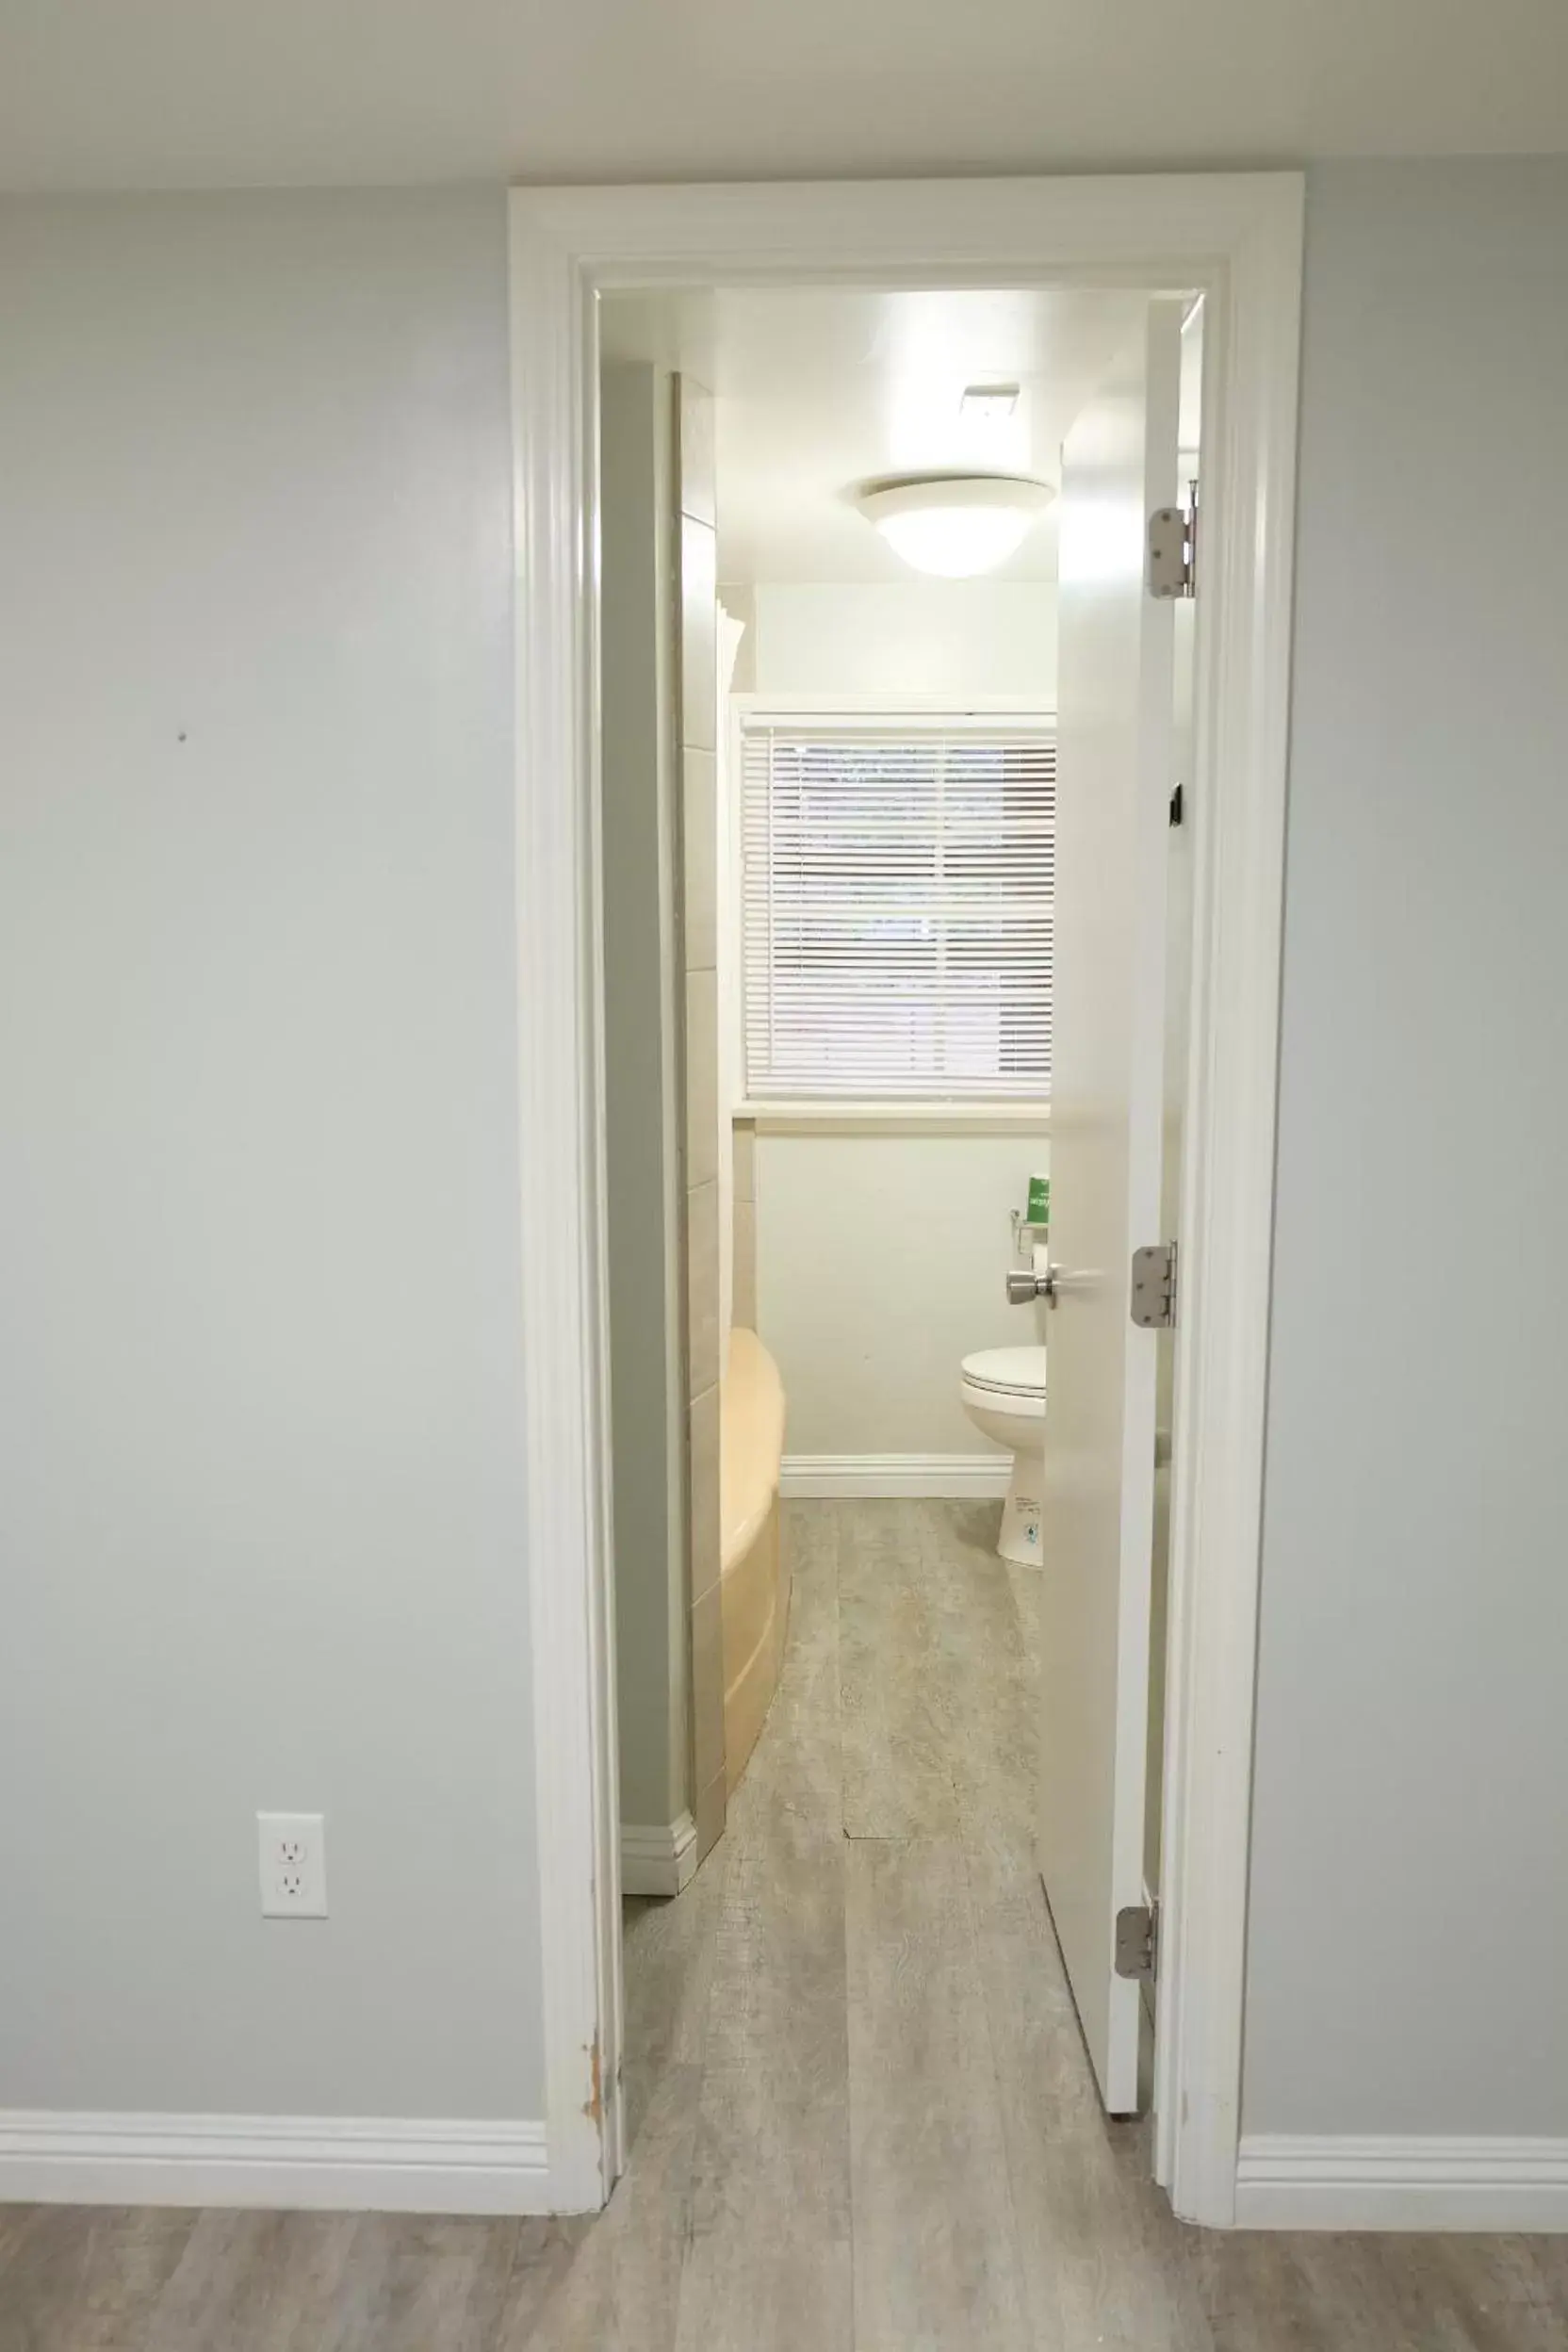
[1006,1266,1057,1306]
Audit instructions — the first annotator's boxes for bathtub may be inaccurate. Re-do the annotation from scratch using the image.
[719,1330,789,1794]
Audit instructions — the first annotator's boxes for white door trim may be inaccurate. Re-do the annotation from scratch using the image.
[508,172,1304,2225]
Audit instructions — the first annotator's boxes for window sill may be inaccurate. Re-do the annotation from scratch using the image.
[735,1101,1050,1137]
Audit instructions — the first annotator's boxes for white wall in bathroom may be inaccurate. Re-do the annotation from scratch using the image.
[755,1133,1049,1457]
[737,579,1055,1467]
[748,580,1056,702]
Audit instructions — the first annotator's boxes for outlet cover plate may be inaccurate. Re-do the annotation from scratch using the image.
[258,1811,328,1919]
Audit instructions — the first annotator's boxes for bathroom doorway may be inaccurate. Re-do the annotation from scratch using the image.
[509,175,1302,2228]
[595,263,1224,2175]
[596,280,1147,1893]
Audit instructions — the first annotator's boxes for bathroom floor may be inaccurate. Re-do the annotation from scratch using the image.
[3,1503,1565,2350]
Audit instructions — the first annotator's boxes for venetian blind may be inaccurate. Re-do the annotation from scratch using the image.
[740,718,1055,1102]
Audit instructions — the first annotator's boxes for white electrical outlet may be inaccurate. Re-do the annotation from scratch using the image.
[257,1812,328,1919]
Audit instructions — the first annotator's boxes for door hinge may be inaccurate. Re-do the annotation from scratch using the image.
[1148,482,1198,599]
[1115,1900,1160,1982]
[1130,1241,1177,1330]
[1168,781,1184,827]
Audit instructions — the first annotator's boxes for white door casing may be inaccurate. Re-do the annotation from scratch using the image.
[507,175,1302,2222]
[1037,302,1183,2115]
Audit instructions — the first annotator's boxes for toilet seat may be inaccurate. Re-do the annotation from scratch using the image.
[960,1345,1047,1404]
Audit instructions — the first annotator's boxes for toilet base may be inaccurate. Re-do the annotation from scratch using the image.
[998,1459,1043,1567]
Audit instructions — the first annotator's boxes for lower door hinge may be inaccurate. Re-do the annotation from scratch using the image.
[1130,1241,1177,1330]
[1115,1900,1160,1983]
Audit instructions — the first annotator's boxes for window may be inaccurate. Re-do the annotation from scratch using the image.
[739,715,1055,1103]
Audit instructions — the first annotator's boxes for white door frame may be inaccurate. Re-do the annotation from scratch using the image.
[508,173,1304,2225]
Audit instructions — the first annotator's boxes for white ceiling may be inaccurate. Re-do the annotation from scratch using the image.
[1,0,1567,190]
[603,286,1152,584]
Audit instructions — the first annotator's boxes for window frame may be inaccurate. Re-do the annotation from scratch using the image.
[726,694,1056,1135]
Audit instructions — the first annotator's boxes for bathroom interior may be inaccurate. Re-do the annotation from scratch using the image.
[599,281,1199,2121]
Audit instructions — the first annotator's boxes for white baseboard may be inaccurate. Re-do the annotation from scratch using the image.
[0,2110,555,2213]
[779,1452,1012,1500]
[1234,2134,1568,2231]
[620,1810,698,1898]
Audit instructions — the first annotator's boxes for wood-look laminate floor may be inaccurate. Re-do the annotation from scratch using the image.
[2,1500,1564,2351]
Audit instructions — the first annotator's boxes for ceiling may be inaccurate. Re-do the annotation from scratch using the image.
[605,286,1152,584]
[2,0,1567,190]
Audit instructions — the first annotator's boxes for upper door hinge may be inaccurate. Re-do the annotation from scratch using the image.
[1131,1241,1177,1330]
[1148,482,1198,599]
[1115,1899,1160,1982]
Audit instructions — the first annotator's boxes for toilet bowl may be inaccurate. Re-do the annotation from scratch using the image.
[959,1345,1047,1565]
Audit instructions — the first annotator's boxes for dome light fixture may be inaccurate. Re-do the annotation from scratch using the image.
[856,473,1055,579]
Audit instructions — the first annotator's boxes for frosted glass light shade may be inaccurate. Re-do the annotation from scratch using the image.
[858,475,1054,579]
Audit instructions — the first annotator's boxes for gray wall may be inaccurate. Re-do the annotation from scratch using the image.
[1246,158,1568,2137]
[601,361,688,1834]
[7,163,1564,2153]
[0,191,543,2119]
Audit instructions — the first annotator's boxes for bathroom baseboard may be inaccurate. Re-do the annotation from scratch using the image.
[620,1811,699,1898]
[779,1453,1012,1500]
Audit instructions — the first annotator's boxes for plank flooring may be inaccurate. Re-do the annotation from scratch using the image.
[2,1499,1566,2350]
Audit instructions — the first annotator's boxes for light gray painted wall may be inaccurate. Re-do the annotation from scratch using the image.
[0,190,543,2120]
[600,361,688,1833]
[1245,158,1568,2137]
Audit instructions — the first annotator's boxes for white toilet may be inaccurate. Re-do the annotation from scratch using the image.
[959,1345,1048,1565]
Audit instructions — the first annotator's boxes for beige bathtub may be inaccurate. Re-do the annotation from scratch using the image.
[719,1330,789,1794]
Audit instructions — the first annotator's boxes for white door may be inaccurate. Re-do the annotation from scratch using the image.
[1037,301,1183,2115]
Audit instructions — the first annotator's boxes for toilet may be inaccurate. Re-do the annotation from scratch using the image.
[959,1345,1048,1565]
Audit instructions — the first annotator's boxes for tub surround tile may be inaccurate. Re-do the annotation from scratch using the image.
[683,969,719,1188]
[731,1200,757,1330]
[678,515,717,753]
[677,378,716,529]
[685,1180,720,1398]
[673,372,719,1874]
[681,749,718,972]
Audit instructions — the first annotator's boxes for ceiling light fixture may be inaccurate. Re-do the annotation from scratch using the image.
[855,474,1054,579]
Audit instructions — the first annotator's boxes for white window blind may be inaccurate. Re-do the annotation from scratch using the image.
[740,717,1055,1102]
